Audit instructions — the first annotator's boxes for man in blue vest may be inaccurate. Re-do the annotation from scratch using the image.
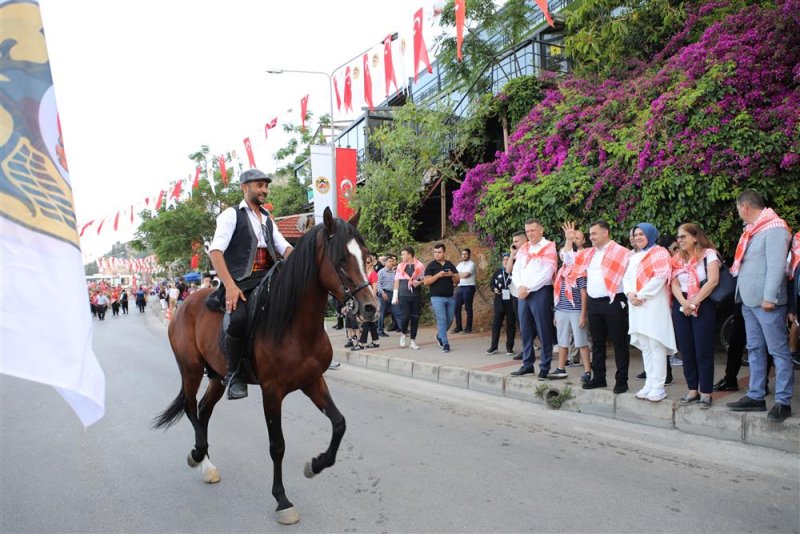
[208,169,293,399]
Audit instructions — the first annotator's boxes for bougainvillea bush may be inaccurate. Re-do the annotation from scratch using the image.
[451,0,800,256]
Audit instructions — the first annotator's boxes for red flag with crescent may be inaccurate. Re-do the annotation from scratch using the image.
[193,166,200,189]
[79,220,94,237]
[455,0,466,61]
[113,211,120,231]
[333,75,342,111]
[383,34,398,96]
[156,190,165,210]
[300,95,309,130]
[170,180,182,200]
[344,66,353,113]
[363,54,374,111]
[535,0,554,27]
[264,117,277,140]
[217,155,228,185]
[96,218,105,235]
[243,137,256,168]
[413,7,433,82]
[130,205,134,223]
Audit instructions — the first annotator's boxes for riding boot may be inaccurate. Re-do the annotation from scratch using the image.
[223,334,248,400]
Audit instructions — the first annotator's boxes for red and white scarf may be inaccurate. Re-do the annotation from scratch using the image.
[553,261,578,305]
[516,239,558,275]
[730,208,790,276]
[395,258,425,293]
[670,249,716,300]
[790,231,800,280]
[571,240,630,300]
[636,246,672,292]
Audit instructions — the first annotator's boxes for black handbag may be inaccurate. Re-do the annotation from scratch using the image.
[702,256,736,305]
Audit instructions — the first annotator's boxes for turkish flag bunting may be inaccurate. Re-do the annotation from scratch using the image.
[383,34,398,96]
[333,75,342,111]
[218,155,228,185]
[243,137,256,168]
[170,180,182,200]
[363,54,374,111]
[300,95,309,130]
[96,218,105,235]
[144,197,150,206]
[264,117,278,140]
[344,67,353,113]
[535,0,554,27]
[130,205,134,223]
[156,190,165,210]
[455,0,466,61]
[113,211,120,231]
[413,7,433,82]
[79,220,94,237]
[193,166,200,189]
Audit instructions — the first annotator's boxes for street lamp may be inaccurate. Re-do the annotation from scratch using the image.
[265,68,337,217]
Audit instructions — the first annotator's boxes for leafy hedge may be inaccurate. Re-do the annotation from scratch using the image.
[451,0,800,257]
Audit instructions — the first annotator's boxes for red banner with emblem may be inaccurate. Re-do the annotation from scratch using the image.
[335,148,357,222]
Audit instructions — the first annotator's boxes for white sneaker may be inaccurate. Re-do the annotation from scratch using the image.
[635,386,651,399]
[647,389,667,402]
[399,334,406,348]
[409,340,420,350]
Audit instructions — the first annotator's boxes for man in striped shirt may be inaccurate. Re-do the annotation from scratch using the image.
[376,254,398,336]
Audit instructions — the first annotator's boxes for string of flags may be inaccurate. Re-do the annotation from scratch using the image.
[77,1,553,240]
[95,254,158,274]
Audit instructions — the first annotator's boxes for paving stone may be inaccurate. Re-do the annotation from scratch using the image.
[468,370,504,396]
[412,361,439,382]
[615,393,675,429]
[438,366,469,388]
[675,405,745,442]
[366,353,389,371]
[744,413,800,454]
[387,357,415,377]
[347,350,367,367]
[569,386,615,417]
[504,376,543,404]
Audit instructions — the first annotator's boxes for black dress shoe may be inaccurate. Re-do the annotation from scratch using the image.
[510,366,535,376]
[726,396,766,411]
[665,373,674,386]
[613,383,628,394]
[452,328,463,334]
[767,403,792,422]
[582,377,608,390]
[635,371,646,380]
[713,378,739,392]
[512,353,522,361]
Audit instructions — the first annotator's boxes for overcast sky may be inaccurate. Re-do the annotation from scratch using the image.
[38,0,449,260]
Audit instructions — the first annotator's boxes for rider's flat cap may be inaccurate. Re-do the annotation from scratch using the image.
[239,168,273,184]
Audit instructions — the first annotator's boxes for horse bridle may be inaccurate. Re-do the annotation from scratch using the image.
[334,266,371,316]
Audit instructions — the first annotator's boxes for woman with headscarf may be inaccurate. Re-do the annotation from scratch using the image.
[622,223,678,402]
[670,223,720,409]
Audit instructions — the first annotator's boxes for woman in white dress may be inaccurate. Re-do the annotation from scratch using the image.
[623,223,678,402]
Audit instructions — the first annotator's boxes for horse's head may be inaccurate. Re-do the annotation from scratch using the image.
[319,207,379,323]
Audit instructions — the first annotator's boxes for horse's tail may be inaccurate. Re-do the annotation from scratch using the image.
[152,389,186,430]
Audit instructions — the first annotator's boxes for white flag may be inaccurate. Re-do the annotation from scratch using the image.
[0,1,105,427]
[206,160,216,194]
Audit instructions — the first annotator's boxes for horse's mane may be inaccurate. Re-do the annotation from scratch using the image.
[255,217,366,343]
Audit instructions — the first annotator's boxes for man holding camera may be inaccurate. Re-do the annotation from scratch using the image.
[424,243,460,353]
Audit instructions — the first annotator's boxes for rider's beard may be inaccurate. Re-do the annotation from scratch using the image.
[248,188,266,206]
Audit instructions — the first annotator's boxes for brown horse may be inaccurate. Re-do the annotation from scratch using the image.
[153,208,378,525]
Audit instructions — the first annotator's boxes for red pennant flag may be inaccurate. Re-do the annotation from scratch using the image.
[217,155,228,185]
[190,254,200,269]
[79,220,94,237]
[130,205,134,223]
[455,0,466,61]
[383,34,398,96]
[343,66,353,113]
[264,117,278,140]
[144,197,150,206]
[363,54,374,111]
[300,95,309,130]
[193,166,200,189]
[113,211,120,231]
[96,219,105,235]
[156,190,165,210]
[243,137,256,168]
[333,75,342,111]
[413,7,433,82]
[535,0,554,27]
[170,180,182,200]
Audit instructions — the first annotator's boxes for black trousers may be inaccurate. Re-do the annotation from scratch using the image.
[454,286,476,331]
[399,295,421,339]
[587,294,630,383]
[359,321,379,343]
[490,295,516,352]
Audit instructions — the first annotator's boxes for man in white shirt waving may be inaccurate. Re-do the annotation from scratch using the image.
[508,219,558,379]
[208,169,293,399]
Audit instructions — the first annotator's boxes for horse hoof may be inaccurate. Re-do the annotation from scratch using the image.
[187,453,199,468]
[202,467,220,484]
[303,461,316,479]
[276,506,300,525]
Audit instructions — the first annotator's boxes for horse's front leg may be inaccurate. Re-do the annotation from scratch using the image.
[262,389,299,525]
[301,376,346,479]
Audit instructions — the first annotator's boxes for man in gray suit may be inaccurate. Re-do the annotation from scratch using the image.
[726,190,793,422]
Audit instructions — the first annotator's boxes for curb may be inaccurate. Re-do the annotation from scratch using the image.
[334,347,800,454]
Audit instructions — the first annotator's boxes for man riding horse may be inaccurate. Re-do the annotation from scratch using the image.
[208,168,293,400]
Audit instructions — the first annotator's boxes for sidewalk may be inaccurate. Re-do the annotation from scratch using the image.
[328,321,800,454]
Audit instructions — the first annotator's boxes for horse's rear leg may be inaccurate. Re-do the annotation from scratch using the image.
[301,377,346,479]
[185,374,225,484]
[261,390,299,525]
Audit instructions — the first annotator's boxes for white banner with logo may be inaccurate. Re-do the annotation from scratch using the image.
[310,145,335,224]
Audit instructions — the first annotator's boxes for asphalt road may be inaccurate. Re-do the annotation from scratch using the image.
[2,309,799,533]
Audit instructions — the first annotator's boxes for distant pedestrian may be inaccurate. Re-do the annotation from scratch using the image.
[120,289,129,314]
[486,253,517,357]
[392,247,425,350]
[423,243,459,353]
[453,248,477,334]
[353,255,381,350]
[376,254,398,336]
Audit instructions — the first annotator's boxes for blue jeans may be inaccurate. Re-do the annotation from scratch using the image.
[430,296,456,345]
[742,304,794,405]
[517,286,556,371]
[377,292,392,333]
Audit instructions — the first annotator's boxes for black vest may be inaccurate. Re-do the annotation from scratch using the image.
[223,206,278,281]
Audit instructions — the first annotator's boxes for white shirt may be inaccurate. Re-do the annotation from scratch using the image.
[456,260,477,287]
[209,200,291,256]
[168,287,180,300]
[586,244,616,298]
[511,238,555,293]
